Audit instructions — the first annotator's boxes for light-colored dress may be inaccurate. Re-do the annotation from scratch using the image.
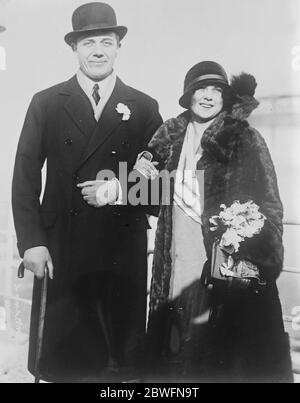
[170,121,209,300]
[166,121,212,375]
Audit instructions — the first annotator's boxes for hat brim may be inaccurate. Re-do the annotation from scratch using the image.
[179,79,233,109]
[64,25,128,45]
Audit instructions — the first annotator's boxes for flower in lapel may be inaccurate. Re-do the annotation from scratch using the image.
[116,103,131,121]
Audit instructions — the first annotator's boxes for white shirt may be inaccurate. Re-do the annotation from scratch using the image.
[76,69,117,121]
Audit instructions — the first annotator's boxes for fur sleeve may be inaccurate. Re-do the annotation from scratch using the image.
[239,128,284,281]
[148,115,188,165]
[148,121,172,165]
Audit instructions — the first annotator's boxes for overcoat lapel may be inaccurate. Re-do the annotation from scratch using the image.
[61,76,97,137]
[76,78,135,170]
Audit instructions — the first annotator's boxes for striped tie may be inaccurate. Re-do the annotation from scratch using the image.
[92,83,100,105]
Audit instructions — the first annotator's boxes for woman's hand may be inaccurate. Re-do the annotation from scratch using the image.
[219,255,236,277]
[134,152,159,180]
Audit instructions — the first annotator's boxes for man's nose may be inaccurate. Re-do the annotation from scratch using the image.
[93,44,105,57]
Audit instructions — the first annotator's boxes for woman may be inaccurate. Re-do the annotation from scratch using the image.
[146,61,293,382]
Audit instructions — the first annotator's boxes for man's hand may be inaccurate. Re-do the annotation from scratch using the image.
[77,179,119,207]
[23,246,54,280]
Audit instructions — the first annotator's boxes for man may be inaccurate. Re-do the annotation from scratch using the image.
[12,2,162,382]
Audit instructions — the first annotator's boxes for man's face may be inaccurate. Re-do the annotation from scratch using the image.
[190,85,224,122]
[74,32,120,81]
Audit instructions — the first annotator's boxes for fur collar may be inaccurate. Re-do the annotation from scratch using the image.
[149,73,259,164]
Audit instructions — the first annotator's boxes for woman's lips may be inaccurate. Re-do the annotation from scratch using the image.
[200,103,214,108]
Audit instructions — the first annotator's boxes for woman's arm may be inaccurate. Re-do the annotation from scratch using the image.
[239,128,284,281]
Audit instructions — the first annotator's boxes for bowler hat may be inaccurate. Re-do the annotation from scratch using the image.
[179,61,232,109]
[64,2,127,46]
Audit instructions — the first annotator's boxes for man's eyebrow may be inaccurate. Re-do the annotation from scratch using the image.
[82,37,114,42]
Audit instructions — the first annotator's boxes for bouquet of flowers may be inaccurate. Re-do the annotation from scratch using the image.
[209,200,266,287]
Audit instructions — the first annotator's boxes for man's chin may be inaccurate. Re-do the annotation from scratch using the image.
[86,69,113,82]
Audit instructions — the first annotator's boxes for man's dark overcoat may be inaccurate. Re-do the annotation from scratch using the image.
[12,76,163,381]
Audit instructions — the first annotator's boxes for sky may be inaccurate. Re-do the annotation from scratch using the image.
[0,0,299,203]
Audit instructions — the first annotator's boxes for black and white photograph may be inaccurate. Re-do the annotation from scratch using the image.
[0,0,299,384]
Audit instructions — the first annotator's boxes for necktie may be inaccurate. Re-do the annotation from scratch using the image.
[92,83,100,105]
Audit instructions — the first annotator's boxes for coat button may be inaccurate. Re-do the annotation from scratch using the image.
[64,138,73,146]
[69,209,79,216]
[122,141,130,149]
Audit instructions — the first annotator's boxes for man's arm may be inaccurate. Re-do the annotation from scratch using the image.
[116,98,163,214]
[12,94,53,279]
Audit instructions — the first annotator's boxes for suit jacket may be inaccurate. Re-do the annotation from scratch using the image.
[12,75,163,380]
[12,76,162,256]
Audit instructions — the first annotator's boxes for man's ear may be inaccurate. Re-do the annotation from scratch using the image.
[71,43,77,52]
[116,42,121,56]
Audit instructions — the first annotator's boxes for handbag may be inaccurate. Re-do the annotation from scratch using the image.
[209,241,266,292]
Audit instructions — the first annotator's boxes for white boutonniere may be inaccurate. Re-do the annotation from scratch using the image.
[116,103,131,121]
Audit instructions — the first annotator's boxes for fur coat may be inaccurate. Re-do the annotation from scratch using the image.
[147,74,293,382]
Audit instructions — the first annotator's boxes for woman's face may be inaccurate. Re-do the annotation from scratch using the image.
[190,85,224,122]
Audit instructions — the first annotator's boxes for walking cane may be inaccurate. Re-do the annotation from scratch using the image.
[18,262,49,384]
